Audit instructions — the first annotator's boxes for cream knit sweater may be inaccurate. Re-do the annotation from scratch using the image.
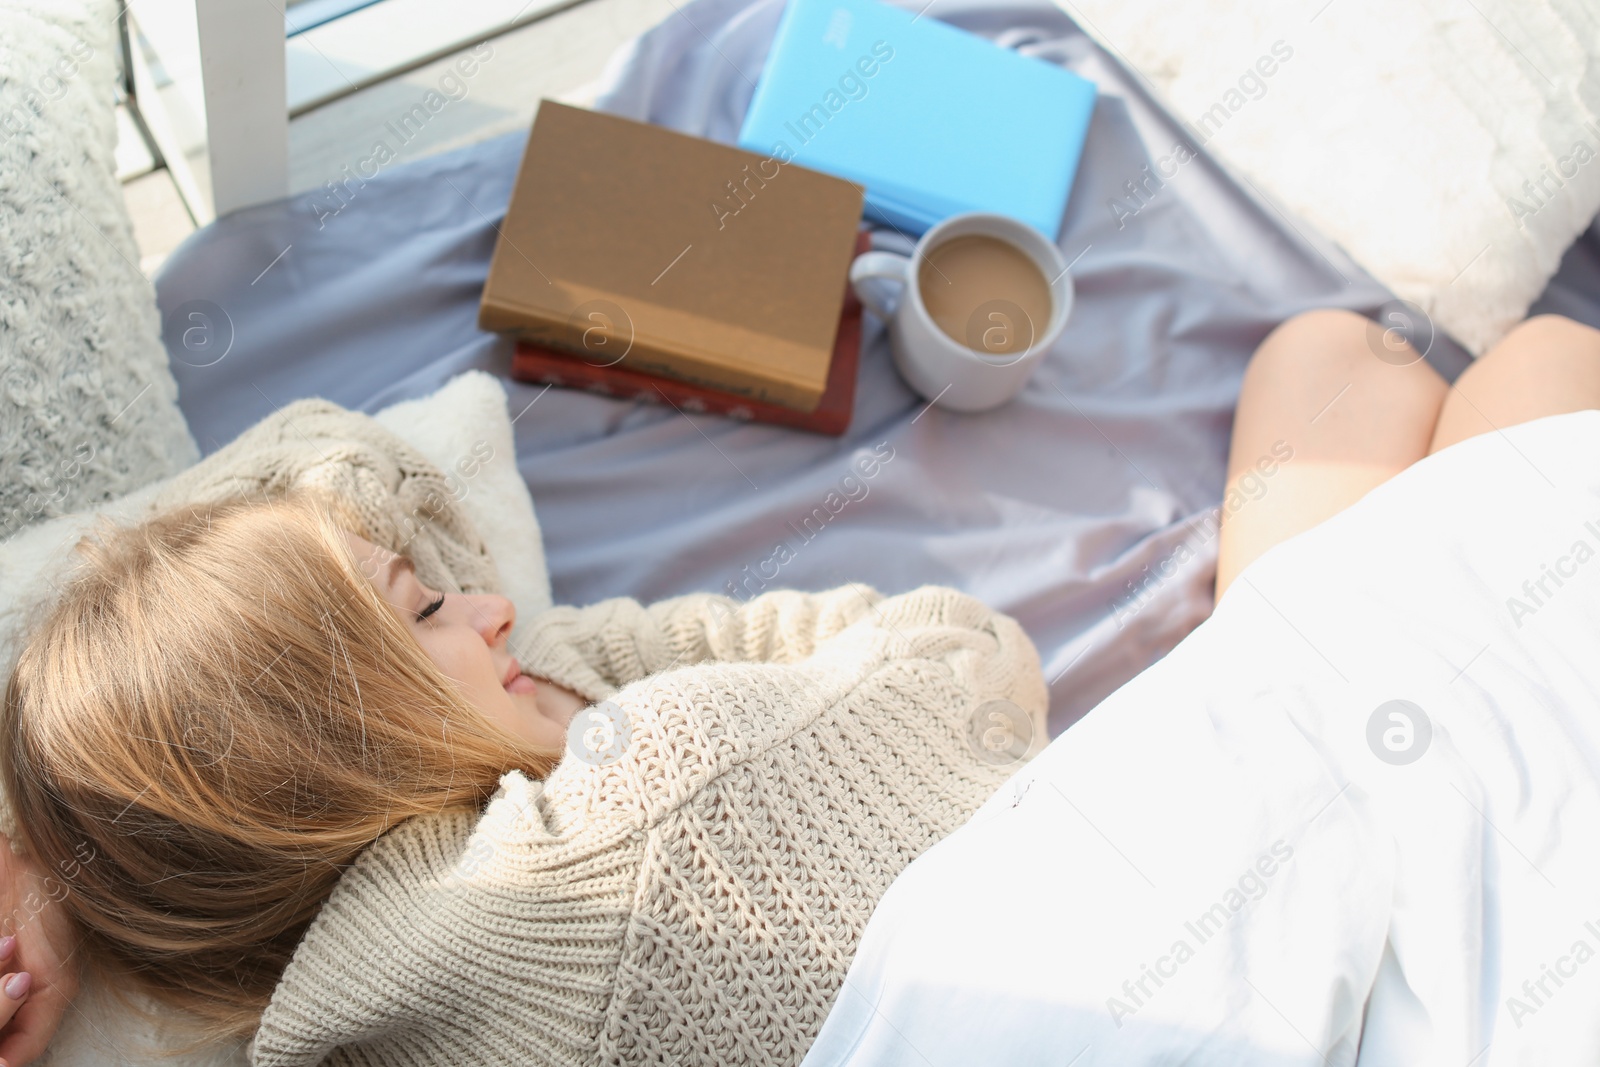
[250,584,1046,1067]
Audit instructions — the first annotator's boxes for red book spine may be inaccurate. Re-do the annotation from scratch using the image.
[510,232,868,436]
[510,351,827,429]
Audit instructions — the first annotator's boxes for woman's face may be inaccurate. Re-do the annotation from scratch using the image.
[345,533,580,752]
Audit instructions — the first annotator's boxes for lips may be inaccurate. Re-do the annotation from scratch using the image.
[502,657,539,696]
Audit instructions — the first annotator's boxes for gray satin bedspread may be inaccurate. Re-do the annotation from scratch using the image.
[159,0,1600,736]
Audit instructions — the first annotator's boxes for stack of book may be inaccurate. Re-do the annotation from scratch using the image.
[483,101,865,435]
[479,0,1098,433]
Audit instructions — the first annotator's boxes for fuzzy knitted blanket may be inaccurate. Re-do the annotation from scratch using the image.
[251,584,1047,1067]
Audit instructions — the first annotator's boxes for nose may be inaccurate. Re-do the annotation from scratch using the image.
[466,593,515,648]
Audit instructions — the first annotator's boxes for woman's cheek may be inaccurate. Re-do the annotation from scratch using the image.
[413,630,461,681]
[426,633,492,694]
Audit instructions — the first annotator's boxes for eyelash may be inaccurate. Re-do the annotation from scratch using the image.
[417,593,446,621]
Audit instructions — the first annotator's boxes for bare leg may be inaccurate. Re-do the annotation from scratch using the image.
[1430,315,1600,453]
[1215,309,1449,599]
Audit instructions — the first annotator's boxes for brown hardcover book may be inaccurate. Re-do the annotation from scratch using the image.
[510,234,867,435]
[480,100,865,413]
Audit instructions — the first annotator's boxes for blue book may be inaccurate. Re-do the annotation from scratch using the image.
[737,0,1097,238]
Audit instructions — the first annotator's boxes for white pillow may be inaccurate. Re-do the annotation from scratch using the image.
[0,0,198,531]
[4,371,548,1067]
[1063,0,1600,353]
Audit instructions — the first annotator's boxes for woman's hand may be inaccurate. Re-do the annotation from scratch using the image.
[534,677,588,731]
[0,838,81,1067]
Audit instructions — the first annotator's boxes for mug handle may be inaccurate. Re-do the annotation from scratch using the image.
[849,251,911,322]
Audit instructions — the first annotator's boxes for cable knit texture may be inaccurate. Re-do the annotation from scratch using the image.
[140,399,502,599]
[251,585,1047,1067]
[0,0,198,537]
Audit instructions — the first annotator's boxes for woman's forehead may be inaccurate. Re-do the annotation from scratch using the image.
[344,531,379,556]
[343,532,410,585]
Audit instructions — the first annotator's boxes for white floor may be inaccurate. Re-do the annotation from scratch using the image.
[121,0,673,275]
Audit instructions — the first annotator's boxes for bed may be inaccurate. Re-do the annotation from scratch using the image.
[153,0,1599,747]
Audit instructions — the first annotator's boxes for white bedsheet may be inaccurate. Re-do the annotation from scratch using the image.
[804,411,1600,1066]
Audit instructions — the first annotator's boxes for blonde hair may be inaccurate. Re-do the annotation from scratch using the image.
[0,491,558,1045]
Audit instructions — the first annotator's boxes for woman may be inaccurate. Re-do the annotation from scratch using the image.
[803,310,1600,1066]
[2,307,1596,1065]
[0,483,1045,1064]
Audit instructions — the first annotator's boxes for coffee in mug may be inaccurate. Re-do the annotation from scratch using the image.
[916,235,1054,355]
[847,211,1074,412]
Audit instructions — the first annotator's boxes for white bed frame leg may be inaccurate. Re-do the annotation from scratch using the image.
[194,0,288,218]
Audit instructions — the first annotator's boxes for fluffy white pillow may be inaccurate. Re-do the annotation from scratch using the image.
[2,371,549,1067]
[0,0,198,531]
[1064,0,1600,353]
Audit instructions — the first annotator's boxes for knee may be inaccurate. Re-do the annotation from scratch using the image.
[1244,308,1380,387]
[1494,314,1600,358]
[1459,315,1600,396]
[1267,308,1372,353]
[1240,308,1446,423]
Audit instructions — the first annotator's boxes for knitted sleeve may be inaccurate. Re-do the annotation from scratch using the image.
[513,585,885,703]
[250,585,1049,1067]
[249,585,1049,1067]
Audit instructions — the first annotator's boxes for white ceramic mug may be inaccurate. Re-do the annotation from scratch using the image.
[849,212,1073,413]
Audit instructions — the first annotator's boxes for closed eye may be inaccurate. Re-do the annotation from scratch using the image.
[417,593,446,621]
